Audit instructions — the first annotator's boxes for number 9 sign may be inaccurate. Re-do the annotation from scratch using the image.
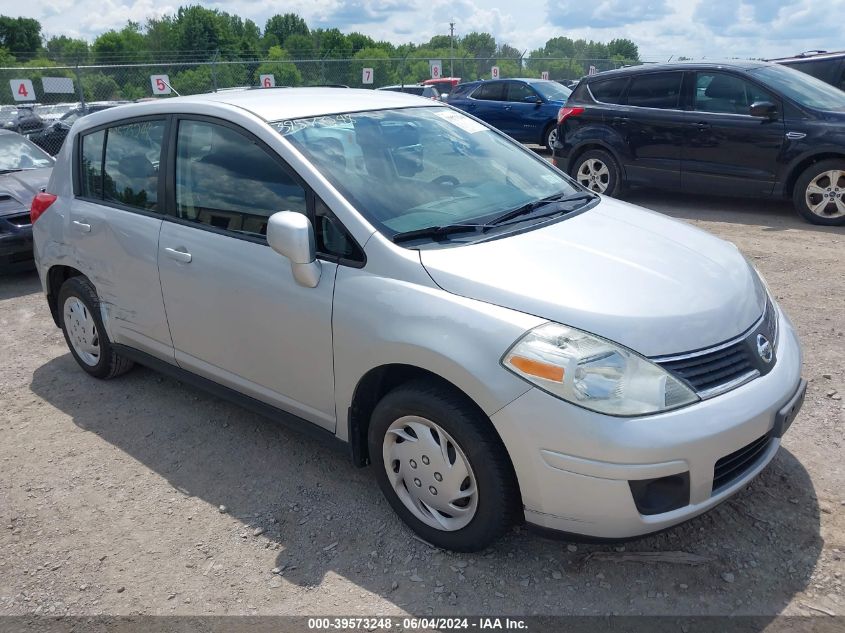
[491,66,500,80]
[150,75,172,95]
[260,74,275,88]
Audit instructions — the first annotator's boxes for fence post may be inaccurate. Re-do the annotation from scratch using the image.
[211,49,219,92]
[74,62,87,111]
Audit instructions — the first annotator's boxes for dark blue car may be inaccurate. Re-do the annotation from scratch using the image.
[448,78,572,148]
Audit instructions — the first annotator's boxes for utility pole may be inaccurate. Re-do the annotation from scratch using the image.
[449,21,455,77]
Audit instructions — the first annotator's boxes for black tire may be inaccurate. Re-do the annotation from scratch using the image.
[792,159,845,226]
[368,379,520,551]
[543,123,558,150]
[58,276,134,379]
[570,148,624,197]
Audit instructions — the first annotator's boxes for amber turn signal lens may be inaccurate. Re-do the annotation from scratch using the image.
[509,355,564,382]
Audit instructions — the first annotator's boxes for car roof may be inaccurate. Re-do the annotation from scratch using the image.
[583,59,774,80]
[84,88,438,123]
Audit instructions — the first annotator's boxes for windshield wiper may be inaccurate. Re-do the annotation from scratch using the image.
[392,223,483,244]
[0,168,24,174]
[485,192,596,227]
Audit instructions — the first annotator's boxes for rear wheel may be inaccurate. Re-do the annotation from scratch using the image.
[58,276,134,379]
[543,124,558,150]
[571,149,623,196]
[368,379,520,551]
[793,160,845,225]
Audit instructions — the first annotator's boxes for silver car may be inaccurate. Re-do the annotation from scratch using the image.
[31,89,805,551]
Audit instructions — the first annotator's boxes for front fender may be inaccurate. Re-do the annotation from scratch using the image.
[332,266,542,442]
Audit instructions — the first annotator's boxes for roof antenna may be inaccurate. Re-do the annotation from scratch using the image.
[163,78,181,97]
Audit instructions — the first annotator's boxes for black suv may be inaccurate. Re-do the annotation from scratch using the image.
[768,51,845,91]
[553,61,845,225]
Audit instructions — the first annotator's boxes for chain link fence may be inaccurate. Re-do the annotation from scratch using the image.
[1,56,639,154]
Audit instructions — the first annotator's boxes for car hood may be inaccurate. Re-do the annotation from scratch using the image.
[419,197,766,357]
[0,167,52,217]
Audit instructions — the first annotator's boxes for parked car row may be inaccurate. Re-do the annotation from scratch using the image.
[553,60,845,226]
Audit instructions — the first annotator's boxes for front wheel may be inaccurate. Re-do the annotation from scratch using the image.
[793,160,845,226]
[368,380,520,551]
[571,149,623,196]
[543,124,558,150]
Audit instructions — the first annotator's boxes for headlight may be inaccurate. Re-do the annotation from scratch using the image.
[503,323,699,416]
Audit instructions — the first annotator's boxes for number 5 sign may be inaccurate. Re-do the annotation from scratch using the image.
[10,79,35,102]
[260,74,275,88]
[491,66,500,79]
[150,75,172,95]
[362,68,373,85]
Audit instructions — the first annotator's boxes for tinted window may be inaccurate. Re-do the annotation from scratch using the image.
[507,82,538,102]
[750,64,845,111]
[626,72,682,109]
[780,59,837,83]
[103,120,165,210]
[590,77,629,104]
[694,73,775,114]
[472,82,505,101]
[80,130,105,199]
[175,120,306,237]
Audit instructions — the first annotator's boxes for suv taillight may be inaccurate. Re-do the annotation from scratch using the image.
[30,192,57,224]
[557,106,584,124]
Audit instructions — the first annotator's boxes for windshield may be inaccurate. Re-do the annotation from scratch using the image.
[0,134,55,170]
[533,81,572,102]
[273,106,581,239]
[750,64,845,111]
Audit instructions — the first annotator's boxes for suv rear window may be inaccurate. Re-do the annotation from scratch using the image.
[626,72,683,109]
[589,78,628,104]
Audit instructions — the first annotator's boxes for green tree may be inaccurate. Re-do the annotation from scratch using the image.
[45,36,89,63]
[347,32,375,56]
[92,23,147,64]
[607,38,639,61]
[0,16,41,60]
[263,13,309,51]
[349,47,392,87]
[83,72,121,100]
[256,46,302,87]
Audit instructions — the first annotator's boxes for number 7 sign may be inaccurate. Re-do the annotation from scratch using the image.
[10,79,35,102]
[362,68,373,85]
[150,75,172,95]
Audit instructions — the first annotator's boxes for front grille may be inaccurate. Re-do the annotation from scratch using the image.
[5,212,31,227]
[658,342,756,394]
[712,433,771,492]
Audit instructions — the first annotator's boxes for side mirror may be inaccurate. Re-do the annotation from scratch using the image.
[749,101,778,119]
[266,211,321,288]
[523,95,543,104]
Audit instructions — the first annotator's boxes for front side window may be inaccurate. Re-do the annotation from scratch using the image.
[694,73,775,114]
[626,72,683,109]
[175,120,306,238]
[274,107,583,240]
[103,120,165,210]
[507,82,538,102]
[750,64,845,111]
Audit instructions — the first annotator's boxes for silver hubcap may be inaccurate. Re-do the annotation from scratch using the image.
[805,169,845,218]
[63,296,100,366]
[547,128,557,147]
[576,158,610,193]
[382,416,478,531]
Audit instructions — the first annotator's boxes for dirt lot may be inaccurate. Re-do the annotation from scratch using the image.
[1,190,843,619]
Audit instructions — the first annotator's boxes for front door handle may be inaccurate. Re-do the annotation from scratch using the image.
[164,247,192,263]
[72,220,91,233]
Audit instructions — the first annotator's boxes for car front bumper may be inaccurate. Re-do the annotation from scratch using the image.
[0,217,34,273]
[490,306,804,539]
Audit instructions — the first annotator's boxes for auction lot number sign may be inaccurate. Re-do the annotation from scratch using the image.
[260,74,275,88]
[9,79,35,101]
[150,75,172,95]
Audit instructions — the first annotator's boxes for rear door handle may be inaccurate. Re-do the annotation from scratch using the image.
[72,220,91,233]
[164,247,192,263]
[692,121,710,131]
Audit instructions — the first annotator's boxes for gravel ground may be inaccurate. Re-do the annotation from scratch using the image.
[0,189,843,619]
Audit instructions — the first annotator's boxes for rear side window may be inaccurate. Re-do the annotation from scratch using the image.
[103,121,165,210]
[589,78,629,104]
[80,130,105,199]
[626,72,683,109]
[472,82,505,101]
[175,119,307,238]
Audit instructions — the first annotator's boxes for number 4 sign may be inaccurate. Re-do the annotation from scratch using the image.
[362,68,373,85]
[10,79,35,102]
[150,75,172,95]
[260,74,275,88]
[491,66,500,79]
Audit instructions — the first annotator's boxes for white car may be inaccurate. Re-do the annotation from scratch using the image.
[31,89,805,551]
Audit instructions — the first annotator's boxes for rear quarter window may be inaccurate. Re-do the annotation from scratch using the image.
[626,72,683,109]
[588,77,629,104]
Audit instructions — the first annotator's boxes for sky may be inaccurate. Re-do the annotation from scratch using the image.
[13,0,845,59]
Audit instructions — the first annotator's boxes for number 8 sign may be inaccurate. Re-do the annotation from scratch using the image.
[150,75,172,95]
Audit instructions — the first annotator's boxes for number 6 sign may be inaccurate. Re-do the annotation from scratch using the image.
[260,74,275,88]
[491,66,500,79]
[150,75,172,95]
[362,68,373,85]
[10,79,35,102]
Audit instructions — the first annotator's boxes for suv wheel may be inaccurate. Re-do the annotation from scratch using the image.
[793,160,845,226]
[571,149,623,196]
[58,276,134,379]
[368,379,520,551]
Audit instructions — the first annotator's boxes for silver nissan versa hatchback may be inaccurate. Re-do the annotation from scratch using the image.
[31,88,805,551]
